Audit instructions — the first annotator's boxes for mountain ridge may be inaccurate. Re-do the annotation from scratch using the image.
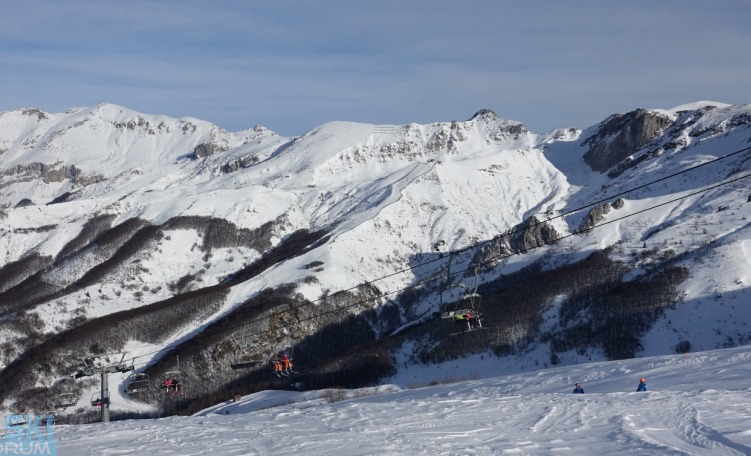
[0,100,750,420]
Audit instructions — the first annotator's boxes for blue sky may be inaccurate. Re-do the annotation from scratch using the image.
[1,1,750,136]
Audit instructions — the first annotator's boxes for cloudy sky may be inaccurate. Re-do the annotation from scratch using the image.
[1,1,750,136]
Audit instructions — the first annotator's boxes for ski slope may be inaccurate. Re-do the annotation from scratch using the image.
[53,345,751,455]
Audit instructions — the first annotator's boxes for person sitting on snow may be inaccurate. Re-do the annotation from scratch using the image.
[636,377,648,392]
[573,383,584,394]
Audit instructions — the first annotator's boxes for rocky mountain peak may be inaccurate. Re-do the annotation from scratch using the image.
[582,109,674,173]
[469,108,499,122]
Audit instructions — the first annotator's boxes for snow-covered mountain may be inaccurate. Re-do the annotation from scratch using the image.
[0,100,750,421]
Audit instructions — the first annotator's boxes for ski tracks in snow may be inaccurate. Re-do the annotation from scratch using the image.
[604,391,751,456]
[55,388,751,455]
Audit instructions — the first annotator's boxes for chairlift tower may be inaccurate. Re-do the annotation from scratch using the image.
[73,352,133,423]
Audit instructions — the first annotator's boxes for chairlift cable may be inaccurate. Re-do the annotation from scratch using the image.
[23,147,751,395]
[16,168,751,410]
[119,170,751,367]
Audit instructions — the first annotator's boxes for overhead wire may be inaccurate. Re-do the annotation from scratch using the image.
[120,145,751,368]
[15,143,751,410]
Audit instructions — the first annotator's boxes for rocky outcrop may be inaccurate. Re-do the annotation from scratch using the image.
[1,163,103,185]
[220,155,260,174]
[469,108,499,122]
[469,108,529,141]
[577,198,625,233]
[192,142,229,159]
[492,216,560,257]
[578,203,612,233]
[470,216,559,268]
[583,109,673,173]
[513,216,559,252]
[20,108,49,120]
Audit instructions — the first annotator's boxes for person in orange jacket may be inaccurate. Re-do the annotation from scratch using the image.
[281,353,293,372]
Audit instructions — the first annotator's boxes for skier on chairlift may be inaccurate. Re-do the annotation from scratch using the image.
[163,377,181,393]
[281,353,294,373]
[454,313,469,332]
[272,357,284,376]
[466,310,477,329]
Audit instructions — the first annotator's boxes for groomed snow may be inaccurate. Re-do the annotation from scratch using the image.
[53,345,751,455]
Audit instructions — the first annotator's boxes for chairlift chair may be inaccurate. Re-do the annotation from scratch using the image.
[230,348,260,370]
[125,373,150,394]
[162,371,182,394]
[55,392,78,409]
[117,358,135,373]
[230,334,260,370]
[73,359,95,378]
[160,356,183,394]
[8,415,27,427]
[437,258,483,332]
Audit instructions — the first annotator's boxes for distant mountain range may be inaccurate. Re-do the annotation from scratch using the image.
[1,101,750,420]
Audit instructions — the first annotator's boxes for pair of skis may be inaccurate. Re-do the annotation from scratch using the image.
[275,369,297,377]
[450,327,484,336]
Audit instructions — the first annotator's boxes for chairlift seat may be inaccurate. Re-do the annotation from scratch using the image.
[440,308,480,319]
[55,393,78,409]
[125,373,150,394]
[230,360,259,370]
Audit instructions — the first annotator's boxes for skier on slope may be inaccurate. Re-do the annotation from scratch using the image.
[573,383,584,394]
[636,377,648,392]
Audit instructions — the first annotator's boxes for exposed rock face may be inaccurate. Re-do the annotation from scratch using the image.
[577,198,625,233]
[193,142,228,159]
[1,163,103,185]
[469,108,529,140]
[471,216,559,267]
[578,203,612,233]
[20,108,49,120]
[220,155,260,174]
[469,108,499,122]
[489,217,560,256]
[514,216,559,252]
[583,109,673,173]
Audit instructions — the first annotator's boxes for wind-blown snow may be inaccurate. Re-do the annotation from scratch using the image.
[53,345,751,455]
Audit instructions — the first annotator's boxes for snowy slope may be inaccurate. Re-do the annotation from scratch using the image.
[1,101,751,423]
[52,345,751,455]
